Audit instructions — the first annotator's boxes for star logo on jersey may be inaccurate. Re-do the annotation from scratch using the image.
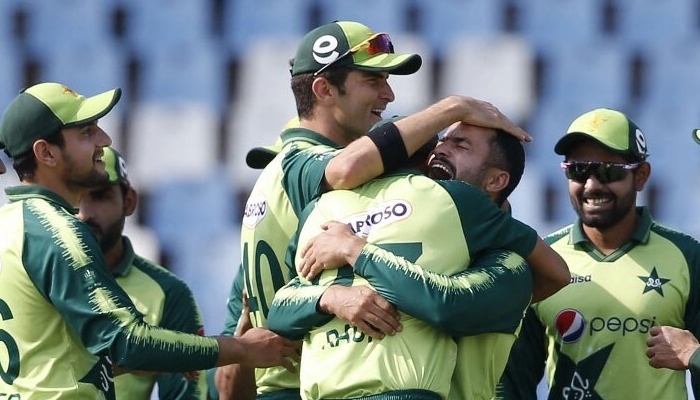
[550,343,613,400]
[638,267,670,296]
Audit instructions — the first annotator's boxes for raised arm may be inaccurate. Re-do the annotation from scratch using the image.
[325,95,531,190]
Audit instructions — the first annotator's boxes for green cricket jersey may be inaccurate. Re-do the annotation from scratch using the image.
[240,128,340,397]
[111,237,207,400]
[268,171,537,400]
[497,207,700,400]
[0,185,219,399]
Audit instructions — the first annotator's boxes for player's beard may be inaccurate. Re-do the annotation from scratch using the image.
[62,151,109,190]
[571,188,636,230]
[86,217,125,253]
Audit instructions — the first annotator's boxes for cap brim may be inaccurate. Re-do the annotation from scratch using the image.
[65,88,122,127]
[693,129,700,146]
[354,53,422,75]
[246,147,279,169]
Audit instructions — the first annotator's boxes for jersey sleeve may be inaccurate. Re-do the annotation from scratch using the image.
[267,269,355,340]
[155,279,207,399]
[439,180,539,258]
[680,239,700,395]
[494,307,548,400]
[22,215,219,372]
[354,245,533,336]
[281,145,338,215]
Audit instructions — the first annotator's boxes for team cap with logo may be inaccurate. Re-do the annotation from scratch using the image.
[0,82,121,158]
[554,108,648,161]
[101,147,130,186]
[290,21,422,76]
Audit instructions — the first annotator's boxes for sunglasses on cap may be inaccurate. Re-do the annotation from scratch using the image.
[560,161,641,184]
[314,32,395,76]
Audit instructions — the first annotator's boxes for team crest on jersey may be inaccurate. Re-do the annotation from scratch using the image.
[555,308,586,344]
[637,267,670,296]
[242,197,268,228]
[341,200,412,235]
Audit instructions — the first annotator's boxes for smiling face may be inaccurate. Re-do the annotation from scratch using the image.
[565,140,649,230]
[427,123,495,187]
[333,70,395,141]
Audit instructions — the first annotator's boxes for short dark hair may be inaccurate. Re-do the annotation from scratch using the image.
[487,129,525,206]
[289,61,351,119]
[12,128,65,181]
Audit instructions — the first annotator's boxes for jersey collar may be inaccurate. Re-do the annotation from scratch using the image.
[4,184,78,214]
[280,127,343,149]
[570,206,652,246]
[112,236,136,277]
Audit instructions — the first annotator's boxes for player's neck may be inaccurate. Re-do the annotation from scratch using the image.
[582,210,639,255]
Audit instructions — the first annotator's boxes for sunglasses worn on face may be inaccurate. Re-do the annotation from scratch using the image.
[561,161,641,184]
[314,33,395,76]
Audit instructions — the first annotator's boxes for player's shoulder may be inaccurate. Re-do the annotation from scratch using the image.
[544,224,573,246]
[650,220,700,255]
[132,254,191,293]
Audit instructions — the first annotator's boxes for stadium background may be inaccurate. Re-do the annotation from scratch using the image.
[0,1,699,395]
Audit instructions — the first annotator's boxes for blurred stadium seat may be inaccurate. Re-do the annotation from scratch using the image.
[127,102,221,189]
[225,37,299,190]
[439,34,535,124]
[616,0,699,51]
[516,0,605,53]
[223,0,313,57]
[539,39,631,112]
[21,0,117,56]
[121,0,213,58]
[319,0,409,35]
[418,0,504,57]
[384,34,434,116]
[137,39,226,110]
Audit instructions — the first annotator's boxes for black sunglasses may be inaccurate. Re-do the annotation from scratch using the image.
[561,161,641,184]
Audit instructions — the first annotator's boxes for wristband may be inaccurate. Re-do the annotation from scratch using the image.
[367,122,409,172]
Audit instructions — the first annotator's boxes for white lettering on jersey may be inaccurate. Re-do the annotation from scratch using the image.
[342,200,412,235]
[243,197,267,228]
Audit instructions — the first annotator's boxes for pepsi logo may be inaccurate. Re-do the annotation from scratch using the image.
[555,308,585,344]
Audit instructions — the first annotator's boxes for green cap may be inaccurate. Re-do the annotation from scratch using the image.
[554,108,648,161]
[692,129,700,146]
[245,117,300,169]
[0,82,121,158]
[290,21,422,76]
[101,147,129,185]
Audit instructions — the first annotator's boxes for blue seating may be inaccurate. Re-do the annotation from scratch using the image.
[517,0,604,53]
[137,38,226,110]
[223,0,312,58]
[418,0,504,58]
[616,0,698,51]
[121,0,213,58]
[22,0,116,56]
[539,39,631,112]
[439,34,535,124]
[642,39,700,108]
[319,0,409,36]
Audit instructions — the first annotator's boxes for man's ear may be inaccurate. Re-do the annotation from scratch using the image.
[311,76,334,103]
[485,169,509,194]
[123,186,138,217]
[635,161,651,192]
[33,140,58,167]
